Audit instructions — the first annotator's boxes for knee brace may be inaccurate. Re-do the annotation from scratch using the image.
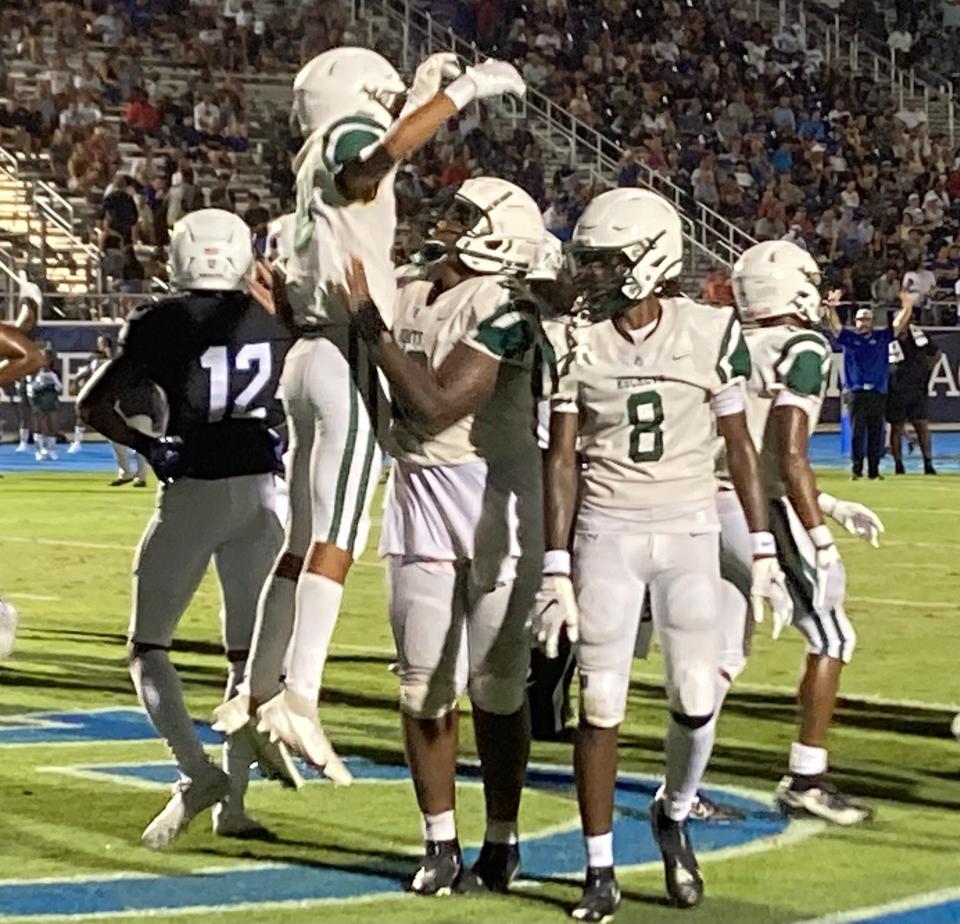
[667,661,716,718]
[580,670,629,728]
[398,674,462,720]
[469,670,527,716]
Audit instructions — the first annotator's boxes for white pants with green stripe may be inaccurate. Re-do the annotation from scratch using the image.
[281,328,390,558]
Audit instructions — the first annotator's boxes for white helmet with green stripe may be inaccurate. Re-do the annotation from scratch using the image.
[167,209,253,292]
[732,240,823,324]
[293,46,406,135]
[448,177,546,276]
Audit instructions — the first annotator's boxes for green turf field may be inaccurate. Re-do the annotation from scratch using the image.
[1,471,958,924]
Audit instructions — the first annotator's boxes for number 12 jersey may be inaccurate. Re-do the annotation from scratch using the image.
[119,292,294,479]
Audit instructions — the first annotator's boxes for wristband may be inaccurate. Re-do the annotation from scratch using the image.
[808,524,834,549]
[818,492,838,516]
[353,299,389,343]
[543,549,571,575]
[750,531,776,558]
[444,73,477,110]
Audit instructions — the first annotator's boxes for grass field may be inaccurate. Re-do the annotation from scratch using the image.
[1,470,958,924]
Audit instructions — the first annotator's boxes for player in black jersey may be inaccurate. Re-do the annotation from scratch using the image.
[887,325,941,475]
[77,209,300,849]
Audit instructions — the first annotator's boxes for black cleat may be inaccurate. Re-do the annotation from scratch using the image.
[650,797,703,909]
[570,866,621,922]
[689,792,746,822]
[924,462,937,475]
[455,841,520,893]
[775,775,873,826]
[409,839,462,896]
[895,461,906,475]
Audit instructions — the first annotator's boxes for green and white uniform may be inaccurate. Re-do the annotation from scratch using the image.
[717,324,855,662]
[550,298,751,725]
[281,113,397,559]
[381,274,547,720]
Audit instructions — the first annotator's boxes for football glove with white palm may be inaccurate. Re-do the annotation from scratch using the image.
[808,524,841,611]
[530,574,579,660]
[819,493,885,548]
[750,548,793,640]
[408,52,462,108]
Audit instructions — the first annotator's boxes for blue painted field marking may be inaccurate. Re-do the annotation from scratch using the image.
[0,708,219,746]
[789,888,960,924]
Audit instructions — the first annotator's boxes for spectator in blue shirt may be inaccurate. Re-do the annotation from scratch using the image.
[826,294,913,479]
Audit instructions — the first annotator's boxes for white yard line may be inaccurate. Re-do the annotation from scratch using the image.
[788,886,960,924]
[7,593,60,602]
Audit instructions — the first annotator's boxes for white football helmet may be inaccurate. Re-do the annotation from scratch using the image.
[266,213,295,263]
[528,232,563,282]
[293,47,406,135]
[438,177,545,276]
[167,209,254,292]
[570,188,683,318]
[732,240,823,324]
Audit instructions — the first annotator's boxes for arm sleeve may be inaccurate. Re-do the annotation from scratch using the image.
[712,311,752,394]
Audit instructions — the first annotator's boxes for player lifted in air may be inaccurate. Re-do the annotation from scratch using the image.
[534,189,791,920]
[78,210,299,848]
[717,240,884,824]
[213,47,527,780]
[0,274,45,661]
[339,178,549,895]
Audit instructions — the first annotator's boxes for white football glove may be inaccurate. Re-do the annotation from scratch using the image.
[750,556,793,640]
[808,524,841,611]
[409,52,462,108]
[18,272,41,313]
[0,598,18,660]
[530,575,579,660]
[445,59,526,109]
[819,493,885,548]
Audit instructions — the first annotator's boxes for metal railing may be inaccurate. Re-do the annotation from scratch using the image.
[0,291,151,324]
[354,0,755,267]
[769,0,955,143]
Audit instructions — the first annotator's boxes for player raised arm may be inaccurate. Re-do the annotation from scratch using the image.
[891,286,914,336]
[294,50,525,205]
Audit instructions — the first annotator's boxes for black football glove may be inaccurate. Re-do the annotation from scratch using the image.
[143,436,187,484]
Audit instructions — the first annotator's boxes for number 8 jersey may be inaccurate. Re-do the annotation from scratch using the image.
[119,292,294,479]
[551,297,750,517]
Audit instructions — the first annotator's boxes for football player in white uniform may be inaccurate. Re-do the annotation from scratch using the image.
[0,274,45,661]
[338,178,548,896]
[535,189,791,919]
[718,240,884,824]
[213,48,527,779]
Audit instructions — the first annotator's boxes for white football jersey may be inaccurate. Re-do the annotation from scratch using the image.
[286,115,398,329]
[552,297,751,513]
[389,274,546,467]
[741,324,831,497]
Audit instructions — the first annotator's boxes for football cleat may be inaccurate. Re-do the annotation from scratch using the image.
[211,692,253,735]
[67,441,82,454]
[240,724,304,790]
[409,839,462,896]
[110,474,134,486]
[775,775,873,826]
[34,449,48,462]
[256,689,352,785]
[570,866,621,922]
[924,462,937,475]
[0,598,19,660]
[689,792,746,822]
[212,802,276,840]
[141,765,229,849]
[649,796,703,908]
[133,477,147,488]
[15,440,29,453]
[455,841,520,893]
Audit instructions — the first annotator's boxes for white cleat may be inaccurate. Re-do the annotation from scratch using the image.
[34,450,48,462]
[67,442,82,454]
[243,725,304,790]
[0,599,19,660]
[141,765,229,849]
[212,802,276,840]
[15,441,29,453]
[256,690,352,785]
[211,693,253,735]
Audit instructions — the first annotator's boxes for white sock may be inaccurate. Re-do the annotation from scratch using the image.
[485,819,518,845]
[789,742,828,777]
[19,428,29,445]
[73,425,83,444]
[222,658,254,811]
[423,809,457,842]
[285,572,344,705]
[244,573,298,703]
[44,436,55,453]
[584,831,614,868]
[130,649,209,778]
[663,715,717,822]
